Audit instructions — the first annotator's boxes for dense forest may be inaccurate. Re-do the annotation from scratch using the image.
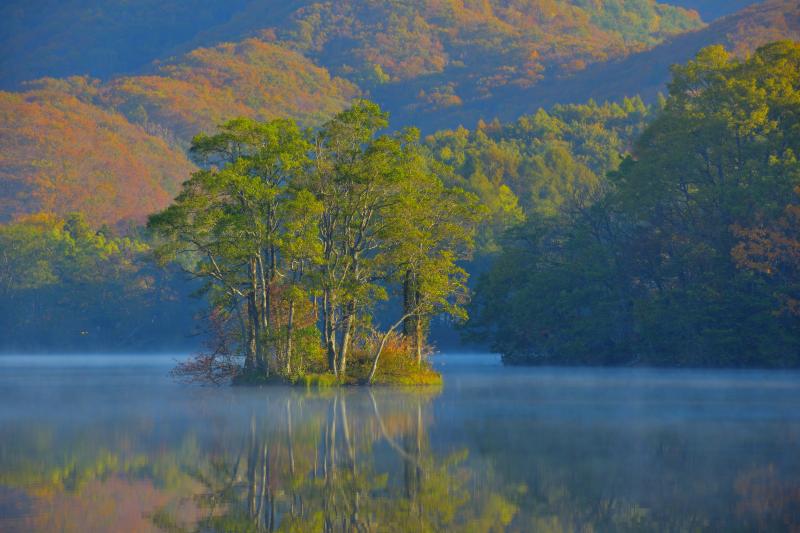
[1,1,800,371]
[427,0,800,129]
[468,42,800,367]
[2,0,704,89]
[0,213,199,352]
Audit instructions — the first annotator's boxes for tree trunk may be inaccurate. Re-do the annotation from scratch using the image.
[414,313,424,366]
[245,295,258,373]
[403,269,425,364]
[249,257,265,374]
[268,244,277,328]
[257,252,269,332]
[323,289,338,375]
[403,269,415,338]
[338,300,355,376]
[286,299,294,375]
[367,314,411,384]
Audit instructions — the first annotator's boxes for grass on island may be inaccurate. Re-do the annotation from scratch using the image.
[233,336,443,388]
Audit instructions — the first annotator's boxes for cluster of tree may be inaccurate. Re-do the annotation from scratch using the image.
[468,42,800,367]
[149,101,478,383]
[0,212,198,352]
[425,97,653,252]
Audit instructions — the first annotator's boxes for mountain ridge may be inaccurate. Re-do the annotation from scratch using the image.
[1,0,798,226]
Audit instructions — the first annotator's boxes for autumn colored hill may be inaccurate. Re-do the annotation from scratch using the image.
[1,1,702,91]
[0,37,357,225]
[0,80,194,226]
[0,0,708,226]
[100,38,358,140]
[0,0,797,227]
[426,0,800,129]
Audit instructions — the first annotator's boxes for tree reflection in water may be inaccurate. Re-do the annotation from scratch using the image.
[1,381,799,532]
[176,390,517,532]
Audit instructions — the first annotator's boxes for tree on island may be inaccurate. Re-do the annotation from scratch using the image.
[148,100,479,384]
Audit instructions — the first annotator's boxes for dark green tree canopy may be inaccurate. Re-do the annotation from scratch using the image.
[467,42,800,367]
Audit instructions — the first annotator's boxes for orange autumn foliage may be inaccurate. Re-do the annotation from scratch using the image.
[102,38,359,140]
[0,84,195,227]
[280,0,702,93]
[733,187,800,317]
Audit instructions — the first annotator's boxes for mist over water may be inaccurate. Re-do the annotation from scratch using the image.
[1,354,799,531]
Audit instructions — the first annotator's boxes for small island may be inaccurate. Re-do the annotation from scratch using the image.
[149,101,478,386]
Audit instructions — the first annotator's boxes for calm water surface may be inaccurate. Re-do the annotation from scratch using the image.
[1,354,799,532]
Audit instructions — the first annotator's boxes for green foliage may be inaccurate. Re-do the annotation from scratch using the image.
[469,42,800,367]
[0,212,197,352]
[427,98,652,252]
[150,101,479,384]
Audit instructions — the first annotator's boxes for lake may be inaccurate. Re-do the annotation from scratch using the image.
[1,354,799,532]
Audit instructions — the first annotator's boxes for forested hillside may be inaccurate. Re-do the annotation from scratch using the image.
[469,42,800,367]
[1,1,701,90]
[1,0,799,362]
[0,0,712,227]
[275,0,701,113]
[0,39,357,225]
[101,38,358,140]
[425,97,653,252]
[423,0,800,129]
[0,80,194,226]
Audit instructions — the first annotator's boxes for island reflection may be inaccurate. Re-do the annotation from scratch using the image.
[1,360,799,532]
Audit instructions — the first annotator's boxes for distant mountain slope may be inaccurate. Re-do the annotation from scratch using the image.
[2,0,798,228]
[101,38,358,140]
[667,0,761,21]
[0,37,356,226]
[0,0,702,91]
[0,0,707,226]
[271,0,702,122]
[0,80,194,226]
[418,0,800,130]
